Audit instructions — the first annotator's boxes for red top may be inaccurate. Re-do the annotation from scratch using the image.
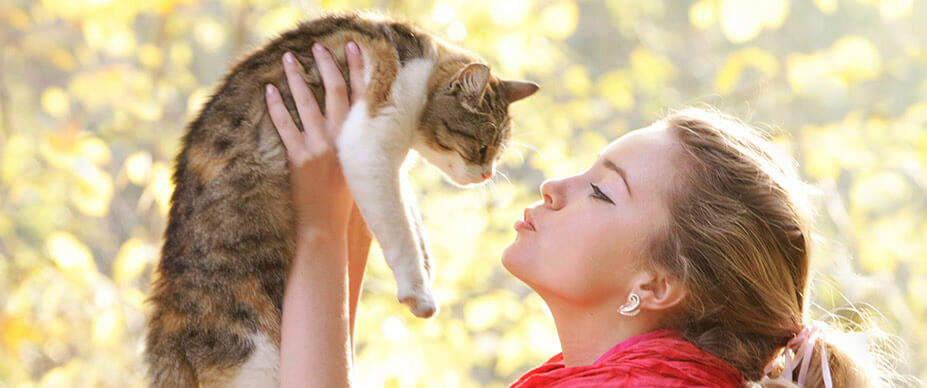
[510,329,743,388]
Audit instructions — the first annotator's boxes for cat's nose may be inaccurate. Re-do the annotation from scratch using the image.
[481,171,493,180]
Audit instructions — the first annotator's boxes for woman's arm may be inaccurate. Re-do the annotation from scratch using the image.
[347,204,372,353]
[282,228,351,386]
[268,42,367,388]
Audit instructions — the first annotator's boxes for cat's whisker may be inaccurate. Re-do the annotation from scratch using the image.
[485,178,500,197]
[496,170,512,185]
[509,141,548,163]
[501,143,524,163]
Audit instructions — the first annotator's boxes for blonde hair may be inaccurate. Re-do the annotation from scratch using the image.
[652,107,882,386]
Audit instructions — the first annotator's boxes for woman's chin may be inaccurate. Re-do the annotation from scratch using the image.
[501,241,528,277]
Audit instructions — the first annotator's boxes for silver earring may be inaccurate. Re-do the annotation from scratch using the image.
[618,293,641,316]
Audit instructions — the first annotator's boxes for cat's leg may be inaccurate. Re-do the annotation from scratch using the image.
[337,101,437,318]
[401,175,433,283]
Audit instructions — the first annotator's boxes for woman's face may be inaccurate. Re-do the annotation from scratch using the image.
[502,123,683,305]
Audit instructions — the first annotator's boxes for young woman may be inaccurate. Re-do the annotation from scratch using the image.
[267,42,876,387]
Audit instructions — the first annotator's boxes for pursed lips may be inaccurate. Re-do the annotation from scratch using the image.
[515,208,537,232]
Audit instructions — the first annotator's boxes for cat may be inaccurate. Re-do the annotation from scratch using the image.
[144,13,538,387]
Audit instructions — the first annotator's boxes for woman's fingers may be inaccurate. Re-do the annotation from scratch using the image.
[345,42,366,104]
[266,83,328,161]
[282,52,325,142]
[311,43,350,134]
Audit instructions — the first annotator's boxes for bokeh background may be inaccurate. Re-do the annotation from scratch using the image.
[1,0,926,386]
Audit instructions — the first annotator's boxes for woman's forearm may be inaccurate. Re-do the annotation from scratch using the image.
[346,205,372,354]
[280,228,352,388]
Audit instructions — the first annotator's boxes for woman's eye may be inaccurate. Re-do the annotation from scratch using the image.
[590,183,615,204]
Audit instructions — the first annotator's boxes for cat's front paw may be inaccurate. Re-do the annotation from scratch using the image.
[397,282,438,318]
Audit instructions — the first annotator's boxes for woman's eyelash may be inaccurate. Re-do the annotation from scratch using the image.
[590,183,615,204]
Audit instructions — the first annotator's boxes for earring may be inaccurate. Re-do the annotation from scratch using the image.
[618,293,641,316]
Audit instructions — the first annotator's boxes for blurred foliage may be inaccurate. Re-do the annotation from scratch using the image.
[1,0,925,386]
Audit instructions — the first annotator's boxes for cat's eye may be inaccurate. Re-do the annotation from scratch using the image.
[478,145,487,160]
[590,183,615,205]
[434,138,454,151]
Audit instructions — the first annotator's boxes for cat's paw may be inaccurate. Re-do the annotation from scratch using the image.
[397,283,438,318]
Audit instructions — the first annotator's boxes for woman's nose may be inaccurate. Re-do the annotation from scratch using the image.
[539,178,565,210]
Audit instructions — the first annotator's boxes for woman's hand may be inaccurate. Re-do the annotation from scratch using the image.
[266,42,366,237]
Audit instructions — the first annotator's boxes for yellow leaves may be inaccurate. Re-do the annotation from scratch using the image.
[1,134,36,185]
[801,118,873,181]
[850,171,911,216]
[255,5,303,38]
[813,0,838,13]
[124,151,153,185]
[149,161,175,215]
[193,18,226,52]
[68,64,146,112]
[715,47,778,94]
[689,0,716,29]
[829,36,882,82]
[41,88,70,117]
[170,42,193,68]
[563,65,592,96]
[91,308,125,347]
[787,36,882,96]
[112,238,157,285]
[46,232,97,275]
[38,130,115,216]
[72,160,115,217]
[540,1,579,40]
[2,315,40,354]
[875,0,913,20]
[629,47,676,95]
[490,0,531,26]
[719,0,789,43]
[138,44,164,69]
[597,70,634,111]
[446,22,467,42]
[432,3,456,25]
[464,291,522,331]
[83,17,137,57]
[151,0,195,15]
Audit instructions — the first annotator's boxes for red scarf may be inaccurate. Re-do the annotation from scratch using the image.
[510,329,743,387]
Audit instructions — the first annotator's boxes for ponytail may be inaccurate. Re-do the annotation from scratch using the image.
[753,322,871,388]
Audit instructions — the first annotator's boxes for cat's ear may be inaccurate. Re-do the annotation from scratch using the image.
[451,63,491,111]
[501,80,539,104]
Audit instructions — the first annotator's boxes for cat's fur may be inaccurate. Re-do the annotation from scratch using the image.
[144,13,537,387]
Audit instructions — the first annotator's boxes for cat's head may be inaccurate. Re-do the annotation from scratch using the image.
[415,63,539,187]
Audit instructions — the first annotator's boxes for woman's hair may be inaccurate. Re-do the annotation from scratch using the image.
[650,107,886,386]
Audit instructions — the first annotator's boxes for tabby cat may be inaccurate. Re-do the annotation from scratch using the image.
[144,13,538,387]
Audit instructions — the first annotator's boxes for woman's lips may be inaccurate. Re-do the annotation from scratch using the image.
[514,208,536,232]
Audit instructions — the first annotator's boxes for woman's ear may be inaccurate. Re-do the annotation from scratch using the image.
[631,271,687,313]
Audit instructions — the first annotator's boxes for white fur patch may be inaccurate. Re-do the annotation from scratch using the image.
[227,333,279,388]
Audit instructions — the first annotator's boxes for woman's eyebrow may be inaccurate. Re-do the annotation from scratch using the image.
[601,158,632,197]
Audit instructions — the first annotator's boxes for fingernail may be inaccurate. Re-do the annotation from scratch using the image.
[266,84,274,95]
[312,43,325,54]
[284,52,294,63]
[347,42,359,54]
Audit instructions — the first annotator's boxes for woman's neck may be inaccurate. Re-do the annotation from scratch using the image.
[545,297,658,367]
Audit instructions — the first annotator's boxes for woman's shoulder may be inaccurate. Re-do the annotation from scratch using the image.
[510,329,744,388]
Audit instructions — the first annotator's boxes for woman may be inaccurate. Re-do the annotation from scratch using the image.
[267,43,875,387]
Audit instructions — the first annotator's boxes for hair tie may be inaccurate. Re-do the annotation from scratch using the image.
[762,321,833,388]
